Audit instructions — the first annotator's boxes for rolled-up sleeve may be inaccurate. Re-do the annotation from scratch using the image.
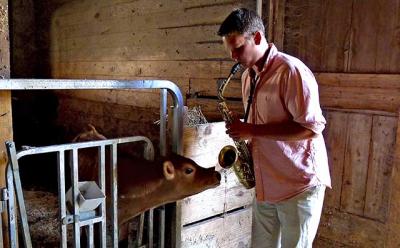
[283,65,326,134]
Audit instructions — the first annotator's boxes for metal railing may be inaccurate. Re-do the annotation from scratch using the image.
[6,136,154,247]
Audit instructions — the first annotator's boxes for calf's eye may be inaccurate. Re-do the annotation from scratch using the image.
[185,168,194,174]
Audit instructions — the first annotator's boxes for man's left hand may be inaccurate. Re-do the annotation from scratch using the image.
[226,118,254,140]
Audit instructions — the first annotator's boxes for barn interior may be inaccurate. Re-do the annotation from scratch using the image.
[1,0,400,247]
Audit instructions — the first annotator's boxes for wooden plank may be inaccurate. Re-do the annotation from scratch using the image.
[319,0,353,72]
[54,25,221,50]
[385,111,400,247]
[181,207,252,248]
[55,0,252,27]
[389,1,400,72]
[52,61,237,82]
[318,206,386,248]
[375,0,400,72]
[349,1,380,72]
[364,116,397,221]
[294,0,326,69]
[182,122,254,224]
[51,24,226,62]
[55,2,248,35]
[186,98,244,122]
[53,61,228,79]
[340,113,372,215]
[316,73,400,113]
[319,85,400,113]
[53,42,225,62]
[315,73,400,88]
[181,180,255,225]
[322,111,348,208]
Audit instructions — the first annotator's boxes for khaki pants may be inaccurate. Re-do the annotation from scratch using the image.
[251,185,326,248]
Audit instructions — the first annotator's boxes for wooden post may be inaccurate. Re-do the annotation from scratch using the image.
[0,0,12,246]
[268,0,285,50]
[0,0,12,185]
[386,110,400,247]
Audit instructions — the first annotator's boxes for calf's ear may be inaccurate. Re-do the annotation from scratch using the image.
[163,161,175,180]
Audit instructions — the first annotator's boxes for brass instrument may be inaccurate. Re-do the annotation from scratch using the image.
[217,63,255,189]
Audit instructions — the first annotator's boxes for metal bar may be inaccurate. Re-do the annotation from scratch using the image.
[172,102,183,155]
[5,142,32,247]
[110,144,118,247]
[99,145,107,248]
[6,164,16,248]
[80,217,103,226]
[71,149,81,248]
[16,136,153,159]
[160,89,167,156]
[0,79,180,93]
[158,87,168,248]
[148,209,154,248]
[57,150,68,248]
[157,207,165,248]
[87,224,94,248]
[138,213,145,246]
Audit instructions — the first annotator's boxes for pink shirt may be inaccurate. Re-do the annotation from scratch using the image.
[242,44,331,203]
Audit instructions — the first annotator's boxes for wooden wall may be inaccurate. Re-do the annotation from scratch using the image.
[269,0,400,247]
[29,0,400,247]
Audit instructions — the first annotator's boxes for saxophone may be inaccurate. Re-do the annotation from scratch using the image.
[217,63,255,189]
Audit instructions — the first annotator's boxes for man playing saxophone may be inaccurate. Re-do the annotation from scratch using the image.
[217,8,331,248]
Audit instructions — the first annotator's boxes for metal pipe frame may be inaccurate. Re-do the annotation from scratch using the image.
[0,79,184,154]
[1,79,184,247]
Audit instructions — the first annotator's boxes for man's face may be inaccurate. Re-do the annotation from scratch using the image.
[222,32,257,68]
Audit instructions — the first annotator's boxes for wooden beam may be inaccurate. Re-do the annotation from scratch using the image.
[316,73,400,113]
[0,0,11,246]
[268,0,285,50]
[0,0,11,186]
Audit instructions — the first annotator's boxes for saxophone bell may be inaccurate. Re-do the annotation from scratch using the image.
[218,145,238,169]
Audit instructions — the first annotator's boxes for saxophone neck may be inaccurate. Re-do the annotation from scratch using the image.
[217,63,242,101]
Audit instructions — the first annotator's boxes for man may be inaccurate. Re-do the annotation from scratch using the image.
[217,8,331,248]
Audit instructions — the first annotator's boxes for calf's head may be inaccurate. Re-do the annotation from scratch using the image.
[162,153,221,198]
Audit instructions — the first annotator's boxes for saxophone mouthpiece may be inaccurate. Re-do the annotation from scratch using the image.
[231,62,242,75]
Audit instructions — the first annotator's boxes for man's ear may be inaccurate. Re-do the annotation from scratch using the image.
[254,31,262,45]
[163,161,175,180]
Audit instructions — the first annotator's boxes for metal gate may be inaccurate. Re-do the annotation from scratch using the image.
[0,79,184,247]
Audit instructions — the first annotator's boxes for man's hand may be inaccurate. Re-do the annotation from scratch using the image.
[226,116,254,140]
